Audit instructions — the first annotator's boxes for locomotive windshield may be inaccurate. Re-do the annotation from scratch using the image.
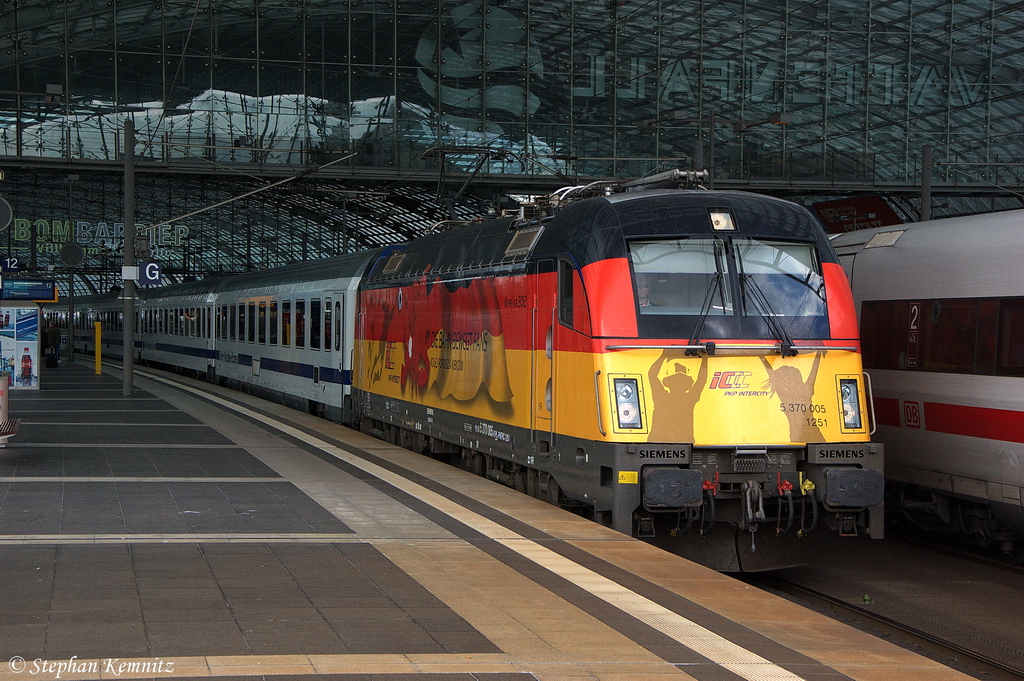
[629,236,828,340]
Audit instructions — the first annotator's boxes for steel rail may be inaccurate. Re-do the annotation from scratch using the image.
[748,574,1024,681]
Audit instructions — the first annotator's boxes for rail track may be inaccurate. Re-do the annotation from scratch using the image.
[742,531,1024,681]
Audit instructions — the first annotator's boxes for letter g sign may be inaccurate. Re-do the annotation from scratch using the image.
[140,261,162,286]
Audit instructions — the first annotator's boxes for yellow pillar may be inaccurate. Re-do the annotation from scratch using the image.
[94,321,102,374]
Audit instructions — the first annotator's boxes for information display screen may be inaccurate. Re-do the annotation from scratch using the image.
[1,278,58,302]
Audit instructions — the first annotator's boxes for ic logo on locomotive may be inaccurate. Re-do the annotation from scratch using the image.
[709,371,751,389]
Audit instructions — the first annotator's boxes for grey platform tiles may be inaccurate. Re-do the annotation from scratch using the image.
[0,364,496,660]
[0,542,496,659]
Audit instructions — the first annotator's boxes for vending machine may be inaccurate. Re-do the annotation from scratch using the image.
[0,306,40,389]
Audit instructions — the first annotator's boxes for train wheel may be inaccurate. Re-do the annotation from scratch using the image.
[547,476,561,506]
[1004,542,1024,566]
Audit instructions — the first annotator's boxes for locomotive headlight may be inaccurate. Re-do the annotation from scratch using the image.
[614,378,642,429]
[839,378,862,429]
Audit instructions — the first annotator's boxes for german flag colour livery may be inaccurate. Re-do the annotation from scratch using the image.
[354,183,885,571]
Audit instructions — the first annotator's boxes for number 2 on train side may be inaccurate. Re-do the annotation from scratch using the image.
[906,302,920,369]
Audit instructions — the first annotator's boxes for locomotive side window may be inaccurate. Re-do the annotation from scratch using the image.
[557,260,591,333]
[558,260,574,327]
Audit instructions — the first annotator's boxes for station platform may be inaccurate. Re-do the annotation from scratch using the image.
[0,361,974,681]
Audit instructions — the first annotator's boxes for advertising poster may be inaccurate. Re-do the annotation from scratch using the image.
[1,307,40,389]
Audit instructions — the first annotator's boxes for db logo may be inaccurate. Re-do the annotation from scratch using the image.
[903,401,921,428]
[709,371,751,389]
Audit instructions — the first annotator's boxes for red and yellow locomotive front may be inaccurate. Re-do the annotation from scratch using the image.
[353,188,883,571]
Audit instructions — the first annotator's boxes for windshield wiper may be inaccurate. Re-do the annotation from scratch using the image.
[687,272,724,355]
[740,274,797,357]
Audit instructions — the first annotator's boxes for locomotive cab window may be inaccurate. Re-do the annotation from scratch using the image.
[628,237,828,340]
[558,260,592,334]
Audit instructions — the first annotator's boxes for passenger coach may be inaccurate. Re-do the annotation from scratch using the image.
[834,210,1024,561]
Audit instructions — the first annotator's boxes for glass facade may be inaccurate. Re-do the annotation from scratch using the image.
[2,0,1023,290]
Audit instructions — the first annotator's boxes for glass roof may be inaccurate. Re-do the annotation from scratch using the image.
[2,0,1023,295]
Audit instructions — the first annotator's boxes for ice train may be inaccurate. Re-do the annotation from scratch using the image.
[833,209,1024,559]
[51,173,885,571]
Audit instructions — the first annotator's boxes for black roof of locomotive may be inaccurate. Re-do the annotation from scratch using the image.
[364,189,836,286]
[533,189,836,268]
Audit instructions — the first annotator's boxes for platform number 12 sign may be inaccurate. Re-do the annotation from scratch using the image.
[0,257,19,273]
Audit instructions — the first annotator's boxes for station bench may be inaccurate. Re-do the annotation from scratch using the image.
[0,418,21,446]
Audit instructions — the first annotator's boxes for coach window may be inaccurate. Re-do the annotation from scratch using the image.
[258,302,267,344]
[335,301,342,351]
[324,299,332,353]
[270,301,279,345]
[229,304,236,341]
[282,301,291,346]
[248,303,256,343]
[237,304,246,343]
[996,300,1024,376]
[296,300,306,348]
[310,298,322,350]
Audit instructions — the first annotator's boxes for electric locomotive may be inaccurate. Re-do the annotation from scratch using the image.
[55,172,884,571]
[353,172,885,571]
[833,210,1024,561]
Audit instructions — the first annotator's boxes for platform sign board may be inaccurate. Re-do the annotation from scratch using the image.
[0,306,40,389]
[1,278,57,302]
[139,261,162,286]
